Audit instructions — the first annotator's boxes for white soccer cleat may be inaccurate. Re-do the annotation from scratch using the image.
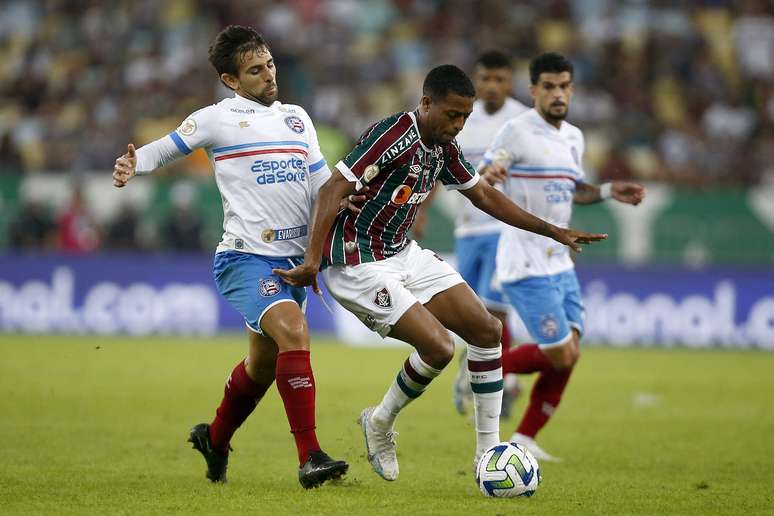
[510,432,562,462]
[452,348,473,415]
[358,407,399,481]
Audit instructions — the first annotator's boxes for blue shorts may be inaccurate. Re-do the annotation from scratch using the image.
[213,251,307,335]
[455,233,507,311]
[501,270,584,347]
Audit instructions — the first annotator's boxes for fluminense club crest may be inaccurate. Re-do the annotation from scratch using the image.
[374,287,392,308]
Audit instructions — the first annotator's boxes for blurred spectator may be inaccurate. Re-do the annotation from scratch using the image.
[8,200,55,249]
[161,182,204,251]
[57,186,100,252]
[105,203,141,250]
[0,133,25,175]
[0,0,771,189]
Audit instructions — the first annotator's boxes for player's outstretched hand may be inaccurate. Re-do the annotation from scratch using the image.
[113,144,137,188]
[273,263,321,294]
[551,227,607,253]
[612,181,645,205]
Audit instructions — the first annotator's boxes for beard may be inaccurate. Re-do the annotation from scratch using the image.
[544,103,568,121]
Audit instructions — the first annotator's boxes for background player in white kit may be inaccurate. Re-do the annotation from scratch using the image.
[449,51,527,418]
[111,25,349,488]
[482,52,645,461]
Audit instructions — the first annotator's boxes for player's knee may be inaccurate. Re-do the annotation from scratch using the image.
[272,320,309,352]
[423,330,455,369]
[466,314,502,348]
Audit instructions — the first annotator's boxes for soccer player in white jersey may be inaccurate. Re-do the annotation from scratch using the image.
[111,25,349,488]
[450,51,527,418]
[276,64,607,480]
[481,53,645,461]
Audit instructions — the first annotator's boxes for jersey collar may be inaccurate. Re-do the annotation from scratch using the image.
[527,108,565,133]
[234,93,279,110]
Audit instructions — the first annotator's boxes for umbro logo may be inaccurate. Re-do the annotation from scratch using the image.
[288,376,312,389]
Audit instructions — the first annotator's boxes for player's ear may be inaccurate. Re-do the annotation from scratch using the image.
[220,73,239,91]
[420,95,432,113]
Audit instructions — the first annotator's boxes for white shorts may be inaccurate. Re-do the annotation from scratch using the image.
[322,241,465,337]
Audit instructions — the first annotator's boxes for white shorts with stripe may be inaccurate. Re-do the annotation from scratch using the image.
[322,241,464,337]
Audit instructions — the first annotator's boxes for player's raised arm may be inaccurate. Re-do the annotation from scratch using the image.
[460,179,607,252]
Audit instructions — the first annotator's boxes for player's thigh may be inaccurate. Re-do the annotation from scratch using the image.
[322,260,417,339]
[389,301,455,369]
[502,275,573,348]
[260,301,310,352]
[455,235,482,290]
[213,251,307,341]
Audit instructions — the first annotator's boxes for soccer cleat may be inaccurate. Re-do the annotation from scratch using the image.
[452,348,473,415]
[358,407,399,481]
[298,450,349,489]
[188,423,229,482]
[500,373,523,419]
[510,432,562,462]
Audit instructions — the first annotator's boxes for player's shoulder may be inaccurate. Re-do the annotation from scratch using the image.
[500,108,534,135]
[359,111,413,141]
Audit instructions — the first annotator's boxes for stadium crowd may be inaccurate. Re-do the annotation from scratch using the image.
[2,0,773,251]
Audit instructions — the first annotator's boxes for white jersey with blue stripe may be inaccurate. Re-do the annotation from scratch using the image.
[134,94,331,256]
[483,108,585,282]
[453,97,527,238]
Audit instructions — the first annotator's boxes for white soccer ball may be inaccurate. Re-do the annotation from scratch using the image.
[476,442,541,498]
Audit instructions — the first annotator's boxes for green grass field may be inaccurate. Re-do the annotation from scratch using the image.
[1,334,773,515]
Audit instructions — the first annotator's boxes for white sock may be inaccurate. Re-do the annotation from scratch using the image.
[371,351,442,431]
[466,344,503,456]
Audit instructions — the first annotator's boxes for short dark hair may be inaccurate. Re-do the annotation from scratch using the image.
[475,50,512,70]
[423,64,476,101]
[208,25,269,78]
[529,52,574,85]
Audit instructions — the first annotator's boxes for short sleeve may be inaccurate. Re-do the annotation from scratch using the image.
[438,139,480,191]
[336,113,412,186]
[297,108,332,198]
[168,105,219,154]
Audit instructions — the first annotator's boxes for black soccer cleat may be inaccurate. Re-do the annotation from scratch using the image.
[298,450,349,489]
[188,423,229,483]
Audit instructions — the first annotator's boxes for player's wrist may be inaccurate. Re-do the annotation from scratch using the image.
[599,182,612,200]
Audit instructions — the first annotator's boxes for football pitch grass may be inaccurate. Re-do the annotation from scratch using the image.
[1,334,772,515]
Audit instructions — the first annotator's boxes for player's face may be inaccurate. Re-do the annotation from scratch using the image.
[473,66,512,112]
[530,71,573,123]
[224,46,278,105]
[422,92,474,144]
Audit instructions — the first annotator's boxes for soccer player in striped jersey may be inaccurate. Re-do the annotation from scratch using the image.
[111,25,349,488]
[482,53,645,461]
[449,50,528,419]
[276,64,606,479]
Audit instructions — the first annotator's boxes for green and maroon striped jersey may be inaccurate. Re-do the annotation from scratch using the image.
[324,111,480,266]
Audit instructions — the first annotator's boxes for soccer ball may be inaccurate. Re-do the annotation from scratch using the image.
[476,442,540,498]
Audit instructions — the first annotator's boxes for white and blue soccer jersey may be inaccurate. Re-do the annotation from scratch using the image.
[135,94,331,257]
[484,108,585,283]
[454,98,527,238]
[484,108,586,345]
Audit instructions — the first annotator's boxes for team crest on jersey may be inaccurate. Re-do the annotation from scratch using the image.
[285,115,305,134]
[179,118,197,136]
[570,147,579,165]
[539,314,559,340]
[259,278,281,297]
[374,287,392,308]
